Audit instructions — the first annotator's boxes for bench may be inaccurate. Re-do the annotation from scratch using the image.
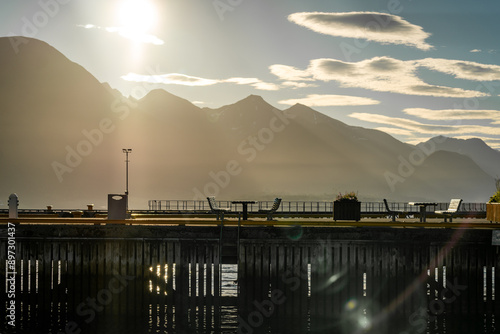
[206,196,231,221]
[435,199,462,222]
[258,198,282,221]
[383,199,406,222]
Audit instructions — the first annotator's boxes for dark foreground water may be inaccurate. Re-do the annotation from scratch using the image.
[2,225,499,333]
[2,264,498,334]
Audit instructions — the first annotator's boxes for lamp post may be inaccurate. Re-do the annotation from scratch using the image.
[122,149,132,195]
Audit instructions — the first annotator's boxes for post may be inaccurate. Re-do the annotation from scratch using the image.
[8,193,19,219]
[122,149,132,195]
[122,148,132,212]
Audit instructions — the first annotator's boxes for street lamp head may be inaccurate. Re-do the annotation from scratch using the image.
[122,148,132,153]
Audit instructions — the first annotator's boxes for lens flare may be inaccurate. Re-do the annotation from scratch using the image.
[345,298,357,310]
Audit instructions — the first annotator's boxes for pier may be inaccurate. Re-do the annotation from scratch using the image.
[1,215,499,333]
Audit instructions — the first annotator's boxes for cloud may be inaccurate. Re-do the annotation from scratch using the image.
[269,64,313,81]
[225,77,280,90]
[121,73,218,86]
[416,58,500,81]
[282,81,318,89]
[105,27,164,45]
[349,112,500,136]
[78,24,164,45]
[309,57,487,98]
[403,108,500,123]
[374,127,414,136]
[470,49,481,53]
[122,72,279,90]
[278,94,380,107]
[271,56,490,98]
[288,11,432,50]
[79,24,96,29]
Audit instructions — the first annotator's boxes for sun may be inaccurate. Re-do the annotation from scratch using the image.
[117,0,157,33]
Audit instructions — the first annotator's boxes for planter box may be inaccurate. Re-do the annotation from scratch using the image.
[487,203,500,223]
[333,201,361,221]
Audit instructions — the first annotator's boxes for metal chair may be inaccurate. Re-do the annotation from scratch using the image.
[383,199,405,222]
[206,196,231,221]
[258,198,282,221]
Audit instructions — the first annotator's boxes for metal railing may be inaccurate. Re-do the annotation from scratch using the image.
[148,200,487,214]
[0,201,485,216]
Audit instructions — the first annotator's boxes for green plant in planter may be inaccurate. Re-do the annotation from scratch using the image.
[336,191,359,202]
[489,178,500,203]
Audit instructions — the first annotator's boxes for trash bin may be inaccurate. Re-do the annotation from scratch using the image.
[108,194,128,220]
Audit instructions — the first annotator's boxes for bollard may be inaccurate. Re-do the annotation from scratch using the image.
[72,211,83,218]
[85,204,96,219]
[8,193,19,219]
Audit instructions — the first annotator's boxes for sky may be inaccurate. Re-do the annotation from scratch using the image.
[1,0,500,149]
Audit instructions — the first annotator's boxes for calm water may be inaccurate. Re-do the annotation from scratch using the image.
[3,264,498,333]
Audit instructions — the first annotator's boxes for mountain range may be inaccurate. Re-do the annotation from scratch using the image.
[0,37,497,209]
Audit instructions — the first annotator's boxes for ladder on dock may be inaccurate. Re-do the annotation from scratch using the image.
[219,213,241,264]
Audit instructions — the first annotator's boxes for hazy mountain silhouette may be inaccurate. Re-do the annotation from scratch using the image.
[0,37,496,208]
[203,97,494,202]
[0,37,126,208]
[421,136,500,179]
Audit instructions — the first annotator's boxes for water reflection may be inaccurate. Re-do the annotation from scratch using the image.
[2,234,499,334]
[2,263,498,333]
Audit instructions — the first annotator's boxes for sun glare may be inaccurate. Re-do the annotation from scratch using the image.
[118,0,157,33]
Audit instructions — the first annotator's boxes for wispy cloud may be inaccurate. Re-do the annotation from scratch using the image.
[416,58,500,81]
[374,127,414,136]
[122,73,218,86]
[349,112,500,136]
[105,27,164,45]
[271,56,491,98]
[121,72,279,90]
[78,24,164,45]
[288,11,432,50]
[224,77,280,90]
[269,64,314,81]
[403,108,500,123]
[282,81,318,89]
[279,94,380,107]
[470,49,481,53]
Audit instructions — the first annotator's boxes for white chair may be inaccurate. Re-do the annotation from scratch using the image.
[435,199,462,222]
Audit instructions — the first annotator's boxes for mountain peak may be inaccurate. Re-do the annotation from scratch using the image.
[287,102,315,111]
[427,136,489,149]
[0,36,72,72]
[244,94,265,101]
[292,102,309,108]
[224,94,276,112]
[424,136,500,178]
[140,89,199,110]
